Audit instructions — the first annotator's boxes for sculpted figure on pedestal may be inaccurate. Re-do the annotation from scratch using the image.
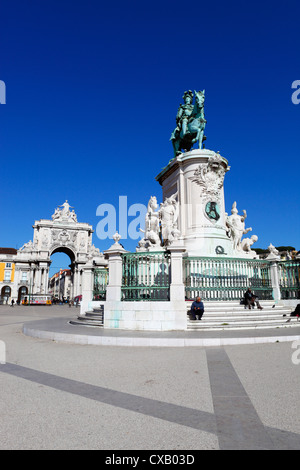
[19,240,35,253]
[170,90,206,157]
[241,234,258,255]
[140,196,161,248]
[159,193,180,246]
[51,200,77,223]
[226,202,252,252]
[266,243,280,259]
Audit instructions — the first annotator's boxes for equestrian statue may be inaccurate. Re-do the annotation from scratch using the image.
[170,90,206,157]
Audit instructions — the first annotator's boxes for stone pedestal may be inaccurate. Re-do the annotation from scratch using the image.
[80,262,94,315]
[103,240,128,302]
[156,149,234,257]
[169,243,186,301]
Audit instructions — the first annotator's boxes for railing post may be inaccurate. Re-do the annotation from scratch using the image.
[270,260,281,302]
[104,234,127,302]
[80,260,94,315]
[169,243,186,301]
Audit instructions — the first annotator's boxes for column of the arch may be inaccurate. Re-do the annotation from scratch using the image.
[73,267,79,297]
[41,265,50,294]
[12,267,20,300]
[77,267,82,295]
[34,267,42,294]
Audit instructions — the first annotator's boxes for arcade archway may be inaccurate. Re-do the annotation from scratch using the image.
[17,286,28,303]
[12,201,106,301]
[49,247,77,301]
[1,286,11,303]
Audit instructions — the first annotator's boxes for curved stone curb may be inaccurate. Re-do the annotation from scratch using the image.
[22,322,300,348]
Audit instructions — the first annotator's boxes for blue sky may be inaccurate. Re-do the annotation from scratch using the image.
[1,0,300,273]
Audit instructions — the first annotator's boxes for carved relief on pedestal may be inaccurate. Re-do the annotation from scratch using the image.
[192,154,229,200]
[191,153,229,224]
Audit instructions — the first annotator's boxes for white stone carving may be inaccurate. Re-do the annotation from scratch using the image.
[192,153,229,200]
[14,201,106,299]
[140,196,161,249]
[19,240,35,253]
[158,192,180,246]
[58,230,70,245]
[266,243,280,260]
[241,235,258,255]
[226,202,253,253]
[51,200,77,223]
[112,231,122,245]
[41,230,50,248]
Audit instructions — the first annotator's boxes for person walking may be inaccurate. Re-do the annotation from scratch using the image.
[191,296,204,320]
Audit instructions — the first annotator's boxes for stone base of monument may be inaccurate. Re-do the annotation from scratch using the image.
[79,300,187,331]
[155,148,258,258]
[73,300,297,332]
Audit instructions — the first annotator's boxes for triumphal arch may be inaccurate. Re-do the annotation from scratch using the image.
[12,201,106,300]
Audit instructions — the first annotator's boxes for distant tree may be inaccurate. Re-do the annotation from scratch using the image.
[276,246,295,252]
[254,248,268,254]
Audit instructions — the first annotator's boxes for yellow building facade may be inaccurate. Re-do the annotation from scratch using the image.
[0,248,17,303]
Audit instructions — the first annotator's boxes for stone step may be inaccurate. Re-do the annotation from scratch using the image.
[186,301,279,308]
[190,309,293,318]
[71,307,104,327]
[188,322,299,331]
[187,315,299,325]
[189,314,292,322]
[69,319,104,327]
[186,301,296,330]
[188,316,298,325]
[187,324,299,331]
[185,300,275,306]
[187,317,298,330]
[188,309,291,317]
[84,312,104,320]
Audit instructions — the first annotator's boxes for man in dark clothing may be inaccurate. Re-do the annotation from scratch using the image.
[191,296,204,320]
[244,288,263,310]
[290,304,300,317]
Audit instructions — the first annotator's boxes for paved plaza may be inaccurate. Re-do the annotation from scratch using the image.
[1,304,300,450]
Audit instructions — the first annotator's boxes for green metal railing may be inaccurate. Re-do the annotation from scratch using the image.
[183,256,273,301]
[93,268,109,300]
[279,260,300,299]
[121,251,170,301]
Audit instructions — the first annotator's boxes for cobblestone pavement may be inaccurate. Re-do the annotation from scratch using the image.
[0,304,300,450]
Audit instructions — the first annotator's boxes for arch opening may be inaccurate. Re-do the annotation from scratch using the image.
[49,248,75,303]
